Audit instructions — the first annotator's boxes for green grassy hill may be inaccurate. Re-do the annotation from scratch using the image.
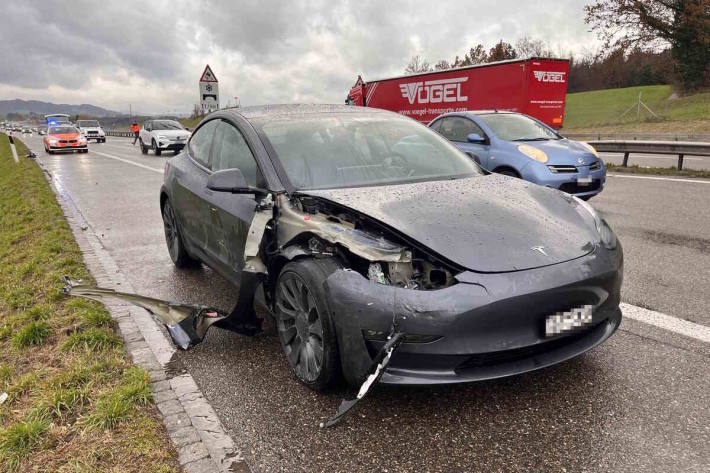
[563,85,710,133]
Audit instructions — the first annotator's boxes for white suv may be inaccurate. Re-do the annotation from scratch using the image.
[76,120,106,142]
[139,119,191,156]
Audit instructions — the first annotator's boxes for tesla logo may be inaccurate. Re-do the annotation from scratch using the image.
[533,71,566,83]
[399,77,468,105]
[531,245,548,256]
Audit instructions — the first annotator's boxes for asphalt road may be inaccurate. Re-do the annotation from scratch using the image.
[599,152,710,171]
[21,134,710,472]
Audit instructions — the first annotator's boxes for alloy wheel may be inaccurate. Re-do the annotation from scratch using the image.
[276,273,325,382]
[162,203,179,262]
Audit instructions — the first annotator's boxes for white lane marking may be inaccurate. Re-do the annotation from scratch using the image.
[91,150,162,174]
[607,174,710,184]
[621,303,710,344]
[10,141,19,163]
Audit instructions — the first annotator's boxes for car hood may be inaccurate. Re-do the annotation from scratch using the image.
[510,139,598,166]
[155,130,190,139]
[302,175,598,273]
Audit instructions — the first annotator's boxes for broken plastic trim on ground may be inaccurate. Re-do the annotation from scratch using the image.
[61,276,261,349]
[61,276,404,427]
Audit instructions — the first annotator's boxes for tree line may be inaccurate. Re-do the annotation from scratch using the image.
[405,0,708,93]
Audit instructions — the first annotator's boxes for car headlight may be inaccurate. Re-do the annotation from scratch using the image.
[581,142,599,157]
[49,139,58,145]
[572,195,617,249]
[517,144,548,163]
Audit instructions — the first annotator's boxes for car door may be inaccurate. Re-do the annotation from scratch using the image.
[170,118,220,265]
[205,119,267,283]
[140,121,151,144]
[438,116,492,169]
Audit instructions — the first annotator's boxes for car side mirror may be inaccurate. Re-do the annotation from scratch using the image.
[206,169,268,197]
[467,133,485,144]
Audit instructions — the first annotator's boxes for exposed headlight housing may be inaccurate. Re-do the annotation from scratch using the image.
[581,142,599,157]
[517,144,548,163]
[572,196,617,249]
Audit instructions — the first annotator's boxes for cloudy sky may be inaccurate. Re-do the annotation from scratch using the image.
[0,0,602,115]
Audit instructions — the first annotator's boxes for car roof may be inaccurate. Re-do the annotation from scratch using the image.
[229,103,393,120]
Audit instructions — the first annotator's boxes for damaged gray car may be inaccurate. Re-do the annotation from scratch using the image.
[159,104,623,391]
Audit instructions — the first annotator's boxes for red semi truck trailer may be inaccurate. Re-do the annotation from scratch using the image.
[346,57,570,128]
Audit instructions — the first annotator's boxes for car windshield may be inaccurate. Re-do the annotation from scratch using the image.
[255,114,482,190]
[49,126,78,134]
[151,120,184,131]
[478,113,559,141]
[77,120,99,127]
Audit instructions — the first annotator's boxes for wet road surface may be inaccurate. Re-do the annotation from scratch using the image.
[23,135,710,472]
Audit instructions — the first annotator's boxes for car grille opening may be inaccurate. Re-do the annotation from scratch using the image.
[559,180,601,194]
[455,322,603,371]
[548,165,578,173]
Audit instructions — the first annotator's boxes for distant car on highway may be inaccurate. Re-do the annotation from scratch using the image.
[159,104,622,391]
[139,119,190,156]
[429,111,606,199]
[22,126,32,134]
[43,124,88,154]
[76,120,106,143]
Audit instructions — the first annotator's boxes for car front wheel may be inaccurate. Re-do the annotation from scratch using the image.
[276,259,341,391]
[140,138,148,155]
[152,139,161,156]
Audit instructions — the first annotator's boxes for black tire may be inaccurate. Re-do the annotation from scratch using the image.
[497,168,520,178]
[140,138,148,155]
[275,259,341,391]
[152,140,162,156]
[162,200,199,268]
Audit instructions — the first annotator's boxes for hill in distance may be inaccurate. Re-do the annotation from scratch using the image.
[0,99,121,117]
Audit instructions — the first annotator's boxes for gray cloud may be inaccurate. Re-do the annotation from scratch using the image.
[0,0,599,114]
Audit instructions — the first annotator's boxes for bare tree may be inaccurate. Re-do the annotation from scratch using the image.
[488,40,517,62]
[405,55,433,74]
[515,36,553,58]
[585,0,709,91]
[434,59,451,70]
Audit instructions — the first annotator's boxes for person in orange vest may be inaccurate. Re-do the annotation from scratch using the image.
[130,122,140,145]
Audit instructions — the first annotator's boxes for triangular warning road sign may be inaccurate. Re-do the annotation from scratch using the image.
[200,65,218,83]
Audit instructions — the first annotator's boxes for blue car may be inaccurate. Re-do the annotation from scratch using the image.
[429,111,606,199]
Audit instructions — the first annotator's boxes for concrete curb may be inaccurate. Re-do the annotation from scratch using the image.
[33,155,250,473]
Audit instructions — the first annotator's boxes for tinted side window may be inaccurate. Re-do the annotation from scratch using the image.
[449,117,484,142]
[211,121,264,187]
[188,119,219,167]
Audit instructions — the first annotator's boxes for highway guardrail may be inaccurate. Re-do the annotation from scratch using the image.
[105,131,134,137]
[587,140,710,170]
[565,132,710,142]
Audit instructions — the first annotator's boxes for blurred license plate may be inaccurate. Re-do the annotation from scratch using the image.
[577,176,593,186]
[545,305,593,337]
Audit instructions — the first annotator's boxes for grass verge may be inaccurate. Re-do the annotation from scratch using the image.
[564,85,710,133]
[606,163,710,179]
[0,133,180,472]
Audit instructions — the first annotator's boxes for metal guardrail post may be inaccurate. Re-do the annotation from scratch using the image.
[622,152,629,167]
[677,154,684,171]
